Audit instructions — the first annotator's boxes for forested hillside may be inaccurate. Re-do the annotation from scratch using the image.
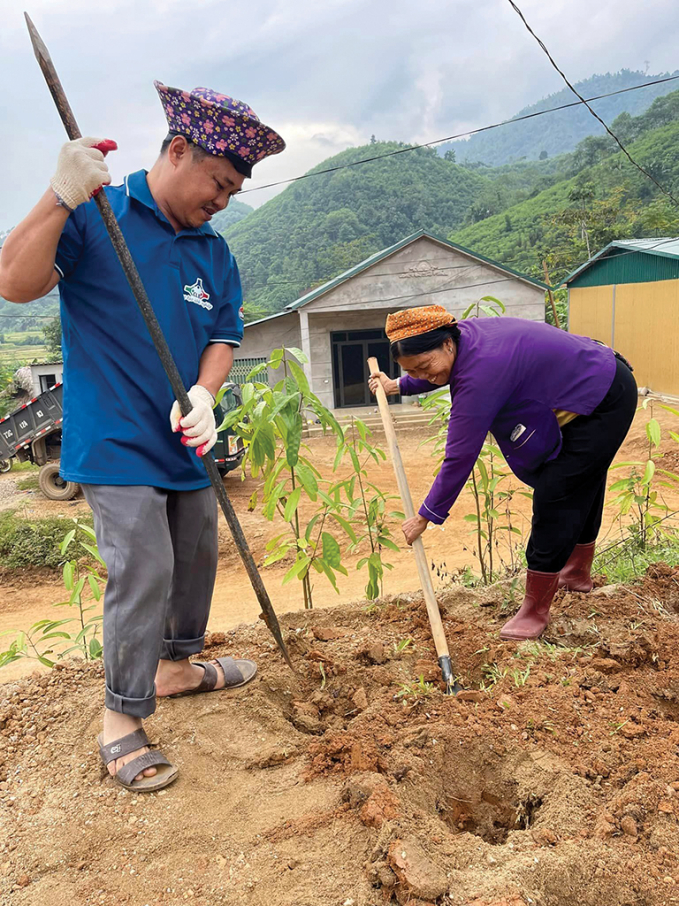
[210,198,253,233]
[452,92,679,285]
[440,69,679,166]
[0,288,58,332]
[224,143,487,317]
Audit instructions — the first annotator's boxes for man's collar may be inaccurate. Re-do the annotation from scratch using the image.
[123,170,219,237]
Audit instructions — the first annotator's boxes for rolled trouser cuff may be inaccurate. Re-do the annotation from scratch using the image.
[160,635,206,661]
[105,684,156,718]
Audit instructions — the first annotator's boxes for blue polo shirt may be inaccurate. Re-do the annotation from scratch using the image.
[55,169,244,490]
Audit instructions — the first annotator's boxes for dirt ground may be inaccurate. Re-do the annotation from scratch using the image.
[2,404,679,688]
[1,406,679,904]
[2,564,679,905]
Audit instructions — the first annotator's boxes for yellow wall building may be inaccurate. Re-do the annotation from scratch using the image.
[566,238,679,397]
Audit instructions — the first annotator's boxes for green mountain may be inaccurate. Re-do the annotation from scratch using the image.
[0,288,59,334]
[451,90,679,286]
[441,70,679,166]
[210,198,253,233]
[224,142,487,318]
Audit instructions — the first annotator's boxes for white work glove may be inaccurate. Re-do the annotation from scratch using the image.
[50,137,117,211]
[170,385,217,457]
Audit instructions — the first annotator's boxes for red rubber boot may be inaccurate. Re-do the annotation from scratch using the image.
[558,542,595,593]
[500,570,560,641]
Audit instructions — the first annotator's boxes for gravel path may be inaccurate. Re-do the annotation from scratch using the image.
[0,473,23,511]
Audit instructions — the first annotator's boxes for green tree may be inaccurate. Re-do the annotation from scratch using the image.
[43,317,62,357]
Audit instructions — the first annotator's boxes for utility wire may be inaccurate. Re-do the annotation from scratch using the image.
[243,258,512,288]
[506,0,679,207]
[240,74,679,195]
[0,275,516,323]
[0,265,512,321]
[258,277,516,314]
[3,236,679,322]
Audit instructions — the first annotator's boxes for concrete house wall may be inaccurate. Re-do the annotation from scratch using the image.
[29,363,63,397]
[238,312,301,359]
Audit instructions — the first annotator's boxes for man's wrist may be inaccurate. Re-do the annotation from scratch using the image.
[193,383,216,404]
[52,188,74,215]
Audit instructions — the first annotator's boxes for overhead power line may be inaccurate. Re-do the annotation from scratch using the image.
[3,237,679,322]
[244,258,513,289]
[240,74,679,195]
[0,275,518,323]
[506,0,679,207]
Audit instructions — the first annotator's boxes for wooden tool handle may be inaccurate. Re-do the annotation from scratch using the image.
[368,358,450,661]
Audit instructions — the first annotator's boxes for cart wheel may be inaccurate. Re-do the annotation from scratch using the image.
[38,463,79,501]
[0,459,11,474]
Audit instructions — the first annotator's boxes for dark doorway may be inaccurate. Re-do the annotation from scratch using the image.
[331,329,401,408]
[39,374,57,393]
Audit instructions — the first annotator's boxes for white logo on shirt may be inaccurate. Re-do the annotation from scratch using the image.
[183,278,213,311]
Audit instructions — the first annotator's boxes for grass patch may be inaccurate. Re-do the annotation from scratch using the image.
[0,511,93,570]
[595,532,679,585]
[16,476,40,491]
[10,460,39,473]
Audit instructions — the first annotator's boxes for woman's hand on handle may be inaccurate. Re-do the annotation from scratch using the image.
[402,514,429,546]
[369,371,399,397]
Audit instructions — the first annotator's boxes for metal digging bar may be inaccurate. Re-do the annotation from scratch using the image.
[25,12,294,670]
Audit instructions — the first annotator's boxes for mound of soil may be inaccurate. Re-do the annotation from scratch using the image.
[2,565,679,906]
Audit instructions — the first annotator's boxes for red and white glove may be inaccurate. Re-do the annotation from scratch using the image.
[50,137,117,211]
[170,385,217,457]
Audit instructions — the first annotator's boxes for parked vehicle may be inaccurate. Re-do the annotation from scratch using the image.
[0,382,77,500]
[0,383,245,500]
[0,380,245,499]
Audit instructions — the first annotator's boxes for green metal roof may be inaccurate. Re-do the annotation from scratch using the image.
[284,229,547,311]
[244,310,294,329]
[564,238,679,288]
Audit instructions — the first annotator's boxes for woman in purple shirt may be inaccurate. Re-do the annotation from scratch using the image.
[369,305,637,641]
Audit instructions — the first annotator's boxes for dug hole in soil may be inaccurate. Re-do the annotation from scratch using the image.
[3,564,679,906]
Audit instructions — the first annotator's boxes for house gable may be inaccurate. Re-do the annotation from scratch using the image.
[288,233,546,317]
[285,230,546,314]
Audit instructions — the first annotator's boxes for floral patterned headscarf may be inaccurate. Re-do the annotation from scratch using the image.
[154,82,285,178]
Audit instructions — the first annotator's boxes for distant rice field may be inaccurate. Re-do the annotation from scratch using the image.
[0,342,48,365]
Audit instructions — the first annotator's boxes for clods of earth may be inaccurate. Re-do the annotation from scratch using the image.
[2,564,679,906]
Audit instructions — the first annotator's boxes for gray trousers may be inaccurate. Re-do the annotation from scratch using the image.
[82,484,218,718]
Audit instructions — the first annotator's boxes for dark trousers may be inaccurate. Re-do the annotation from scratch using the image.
[526,358,638,573]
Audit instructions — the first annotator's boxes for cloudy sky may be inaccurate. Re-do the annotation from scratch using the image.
[1,0,678,228]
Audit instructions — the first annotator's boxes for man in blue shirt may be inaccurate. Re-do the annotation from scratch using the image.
[0,85,285,792]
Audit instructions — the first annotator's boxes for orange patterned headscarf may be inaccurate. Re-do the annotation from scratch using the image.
[385,305,456,344]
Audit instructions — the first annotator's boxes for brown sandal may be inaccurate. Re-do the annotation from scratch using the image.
[98,728,178,793]
[169,656,257,698]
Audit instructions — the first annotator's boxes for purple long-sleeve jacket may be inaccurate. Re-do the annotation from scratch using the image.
[399,317,616,525]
